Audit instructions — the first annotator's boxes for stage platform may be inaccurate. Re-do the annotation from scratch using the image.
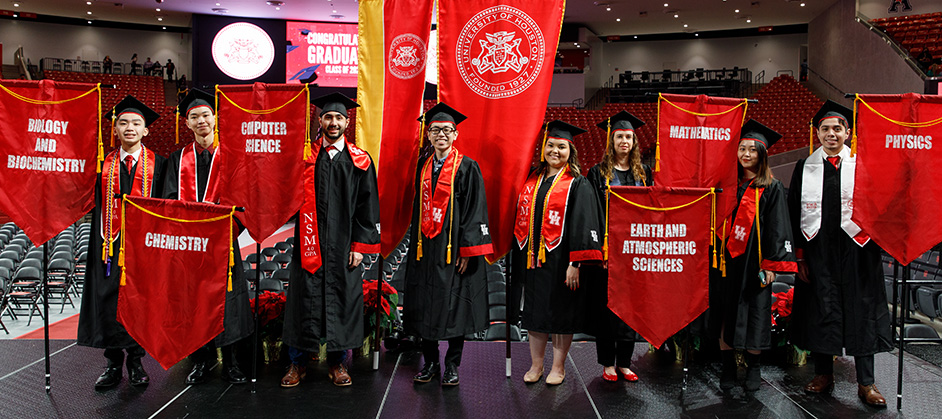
[1,340,941,418]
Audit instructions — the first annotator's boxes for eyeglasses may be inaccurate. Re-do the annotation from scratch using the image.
[428,127,456,136]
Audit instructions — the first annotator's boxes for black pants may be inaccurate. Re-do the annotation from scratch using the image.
[596,338,633,368]
[104,345,145,368]
[190,341,239,368]
[422,337,465,367]
[813,352,875,386]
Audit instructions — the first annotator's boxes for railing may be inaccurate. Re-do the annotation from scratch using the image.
[807,66,846,97]
[754,70,765,84]
[39,57,173,78]
[856,12,929,80]
[14,47,32,80]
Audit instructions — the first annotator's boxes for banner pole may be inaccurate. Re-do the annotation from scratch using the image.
[252,242,261,394]
[682,327,691,392]
[505,254,512,378]
[373,254,384,371]
[43,240,51,393]
[897,262,910,410]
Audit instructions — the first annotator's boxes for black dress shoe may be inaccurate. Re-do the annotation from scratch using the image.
[222,364,248,384]
[95,367,122,389]
[413,362,440,383]
[186,362,209,385]
[128,364,150,386]
[442,363,459,386]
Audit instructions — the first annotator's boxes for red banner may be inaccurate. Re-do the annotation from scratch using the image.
[656,94,747,221]
[439,0,566,261]
[0,80,100,245]
[117,196,235,369]
[852,93,942,265]
[607,186,714,348]
[215,83,308,242]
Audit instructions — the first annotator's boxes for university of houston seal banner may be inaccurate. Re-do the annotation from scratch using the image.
[117,196,236,369]
[607,186,715,349]
[357,0,435,257]
[0,80,101,245]
[852,93,942,265]
[439,0,567,261]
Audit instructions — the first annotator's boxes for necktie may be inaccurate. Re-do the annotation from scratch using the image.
[324,144,337,159]
[200,150,211,165]
[124,155,134,174]
[826,156,840,169]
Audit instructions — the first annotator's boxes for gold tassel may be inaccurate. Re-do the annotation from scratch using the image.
[711,188,717,269]
[602,236,609,261]
[809,123,814,156]
[446,244,452,264]
[119,196,127,286]
[538,239,546,264]
[655,96,662,171]
[416,235,423,261]
[102,238,108,263]
[175,108,180,144]
[227,209,234,292]
[851,95,858,157]
[539,122,548,162]
[110,108,116,148]
[213,85,220,149]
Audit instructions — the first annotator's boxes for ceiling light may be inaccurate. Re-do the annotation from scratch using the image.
[574,42,578,46]
[616,18,621,22]
[606,7,611,11]
[735,9,740,13]
[634,35,638,39]
[746,19,752,23]
[216,2,221,5]
[162,26,166,30]
[695,33,699,36]
[683,24,688,28]
[157,17,163,21]
[674,14,678,18]
[800,2,806,6]
[664,3,669,6]
[156,8,161,12]
[86,1,91,5]
[14,3,19,7]
[87,11,92,15]
[87,21,92,24]
[333,10,337,13]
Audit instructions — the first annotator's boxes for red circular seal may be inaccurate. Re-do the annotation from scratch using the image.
[388,33,428,80]
[455,5,546,99]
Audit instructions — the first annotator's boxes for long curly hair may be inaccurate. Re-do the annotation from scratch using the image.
[599,130,645,184]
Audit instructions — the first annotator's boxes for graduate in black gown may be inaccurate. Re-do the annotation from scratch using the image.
[709,120,796,392]
[585,111,652,383]
[281,93,381,388]
[511,120,603,386]
[162,89,253,385]
[404,103,493,386]
[788,101,892,407]
[78,95,167,389]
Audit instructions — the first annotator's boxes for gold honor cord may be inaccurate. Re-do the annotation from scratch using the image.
[445,152,459,264]
[0,82,104,172]
[755,186,762,271]
[853,94,942,157]
[608,187,717,271]
[655,94,749,171]
[526,166,567,268]
[415,157,433,261]
[120,196,237,290]
[603,118,612,260]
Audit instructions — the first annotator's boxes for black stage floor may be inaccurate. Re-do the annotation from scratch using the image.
[1,340,941,418]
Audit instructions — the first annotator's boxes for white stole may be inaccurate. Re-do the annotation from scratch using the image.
[799,146,869,246]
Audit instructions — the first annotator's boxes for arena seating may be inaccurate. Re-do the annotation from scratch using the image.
[870,12,942,60]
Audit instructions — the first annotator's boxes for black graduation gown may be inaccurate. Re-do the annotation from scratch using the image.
[787,158,893,356]
[708,179,795,351]
[78,152,167,349]
[403,154,492,340]
[163,147,253,347]
[584,164,652,341]
[282,146,381,352]
[509,173,603,334]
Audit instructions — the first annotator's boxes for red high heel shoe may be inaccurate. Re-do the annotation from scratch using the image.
[619,368,639,382]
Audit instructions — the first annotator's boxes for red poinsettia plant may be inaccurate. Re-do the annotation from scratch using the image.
[250,290,287,340]
[770,287,794,327]
[363,279,399,338]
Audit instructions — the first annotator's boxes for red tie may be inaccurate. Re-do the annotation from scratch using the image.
[826,156,840,169]
[124,155,135,173]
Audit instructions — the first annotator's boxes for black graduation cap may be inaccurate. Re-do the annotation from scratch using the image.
[596,110,645,132]
[812,100,853,130]
[740,119,782,149]
[545,120,587,142]
[311,92,359,117]
[419,102,467,125]
[105,95,159,127]
[177,88,215,116]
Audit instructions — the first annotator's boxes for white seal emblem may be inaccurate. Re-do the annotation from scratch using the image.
[456,5,545,99]
[388,33,427,80]
[211,22,275,80]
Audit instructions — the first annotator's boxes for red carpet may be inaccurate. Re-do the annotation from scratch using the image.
[15,313,79,340]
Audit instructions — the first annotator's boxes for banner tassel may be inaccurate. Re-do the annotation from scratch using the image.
[175,108,180,145]
[720,219,728,277]
[213,85,220,149]
[851,95,859,157]
[809,123,814,156]
[97,84,103,173]
[228,208,234,292]
[711,188,717,269]
[655,95,662,171]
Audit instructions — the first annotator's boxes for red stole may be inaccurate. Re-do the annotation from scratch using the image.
[101,146,157,261]
[513,167,575,268]
[178,143,221,203]
[725,180,765,259]
[415,149,463,262]
[299,138,372,274]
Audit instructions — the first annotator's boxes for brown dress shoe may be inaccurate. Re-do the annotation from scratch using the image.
[280,364,306,388]
[329,364,352,387]
[858,384,887,408]
[803,374,834,394]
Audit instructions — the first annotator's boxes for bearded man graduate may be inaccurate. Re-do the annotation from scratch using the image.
[280,93,381,388]
[788,100,893,408]
[162,89,253,385]
[78,95,167,389]
[404,103,493,386]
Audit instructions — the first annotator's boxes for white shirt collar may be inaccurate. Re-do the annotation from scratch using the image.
[322,136,346,153]
[119,147,142,164]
